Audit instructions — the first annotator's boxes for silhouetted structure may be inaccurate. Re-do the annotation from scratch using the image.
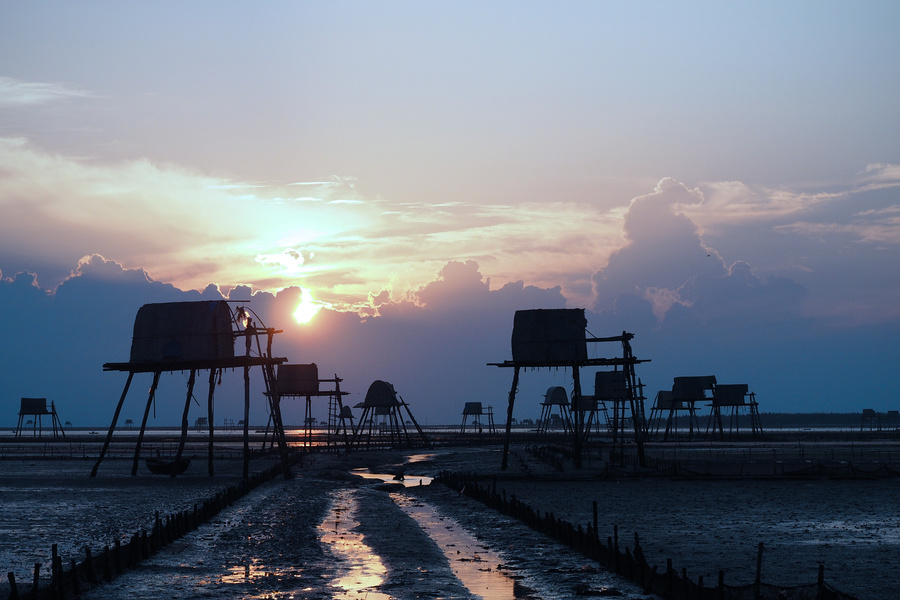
[668,376,716,440]
[648,390,700,440]
[93,301,289,479]
[886,410,900,430]
[15,398,66,438]
[335,404,355,437]
[707,383,763,439]
[349,380,430,449]
[460,401,495,433]
[647,376,715,440]
[592,369,647,458]
[538,386,572,434]
[489,308,649,469]
[273,363,350,448]
[859,408,897,432]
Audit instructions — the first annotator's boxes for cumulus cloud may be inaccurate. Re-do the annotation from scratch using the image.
[413,260,490,310]
[592,178,726,318]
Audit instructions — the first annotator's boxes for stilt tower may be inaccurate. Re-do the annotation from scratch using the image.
[537,386,572,434]
[349,380,430,449]
[15,398,66,438]
[594,369,646,461]
[649,388,701,440]
[92,301,290,479]
[460,402,495,434]
[489,309,650,469]
[272,363,350,449]
[707,383,763,440]
[669,376,716,440]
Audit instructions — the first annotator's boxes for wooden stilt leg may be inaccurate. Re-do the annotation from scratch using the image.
[243,363,250,480]
[207,369,216,477]
[91,372,134,477]
[172,369,196,479]
[501,366,520,471]
[132,371,161,476]
[573,366,583,469]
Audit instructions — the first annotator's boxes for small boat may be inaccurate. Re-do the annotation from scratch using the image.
[146,457,191,475]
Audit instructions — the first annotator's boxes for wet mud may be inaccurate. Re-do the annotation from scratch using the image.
[1,451,654,599]
[6,446,894,598]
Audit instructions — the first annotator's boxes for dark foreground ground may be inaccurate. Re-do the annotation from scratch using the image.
[1,448,653,600]
[2,444,897,599]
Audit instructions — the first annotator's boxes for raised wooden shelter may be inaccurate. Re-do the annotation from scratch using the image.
[349,380,430,449]
[489,308,650,469]
[272,363,350,448]
[460,401,495,434]
[92,301,289,479]
[15,398,66,438]
[707,383,763,440]
[538,386,572,434]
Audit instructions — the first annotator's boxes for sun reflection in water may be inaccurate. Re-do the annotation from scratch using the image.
[318,489,391,600]
[391,493,520,600]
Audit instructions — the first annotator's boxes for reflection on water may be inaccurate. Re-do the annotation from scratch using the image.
[351,467,433,487]
[318,489,390,600]
[391,493,521,600]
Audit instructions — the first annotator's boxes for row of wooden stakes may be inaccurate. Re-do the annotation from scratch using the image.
[4,464,286,600]
[434,470,858,600]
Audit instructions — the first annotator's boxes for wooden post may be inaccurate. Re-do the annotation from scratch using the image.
[572,365,583,468]
[70,558,79,596]
[243,325,252,480]
[501,366,520,470]
[593,500,598,537]
[91,372,135,477]
[7,572,18,600]
[666,557,673,597]
[207,368,216,477]
[51,544,59,600]
[754,542,763,600]
[173,369,196,478]
[132,371,161,476]
[32,563,40,599]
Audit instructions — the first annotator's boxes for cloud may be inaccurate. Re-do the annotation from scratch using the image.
[1,252,899,432]
[0,76,94,107]
[412,260,489,310]
[0,137,621,307]
[592,178,726,317]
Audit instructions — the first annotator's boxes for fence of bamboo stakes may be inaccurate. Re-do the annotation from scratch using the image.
[436,470,857,600]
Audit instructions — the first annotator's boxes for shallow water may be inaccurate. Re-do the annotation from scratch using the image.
[318,489,390,600]
[391,492,520,599]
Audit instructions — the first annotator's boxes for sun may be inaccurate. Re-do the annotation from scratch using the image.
[292,289,323,324]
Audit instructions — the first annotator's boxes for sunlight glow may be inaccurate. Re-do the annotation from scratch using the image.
[293,288,324,324]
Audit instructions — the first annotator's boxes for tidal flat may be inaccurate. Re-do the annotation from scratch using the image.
[1,445,897,598]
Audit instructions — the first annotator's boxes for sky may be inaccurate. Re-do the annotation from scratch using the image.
[1,2,899,428]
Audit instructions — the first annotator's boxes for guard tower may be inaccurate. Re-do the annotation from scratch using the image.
[335,405,355,437]
[349,380,430,449]
[860,408,881,431]
[573,393,610,442]
[15,398,66,438]
[648,390,701,440]
[707,383,763,440]
[460,402,495,433]
[92,301,289,479]
[538,386,572,434]
[489,309,650,469]
[273,363,350,448]
[594,370,645,460]
[670,376,716,440]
